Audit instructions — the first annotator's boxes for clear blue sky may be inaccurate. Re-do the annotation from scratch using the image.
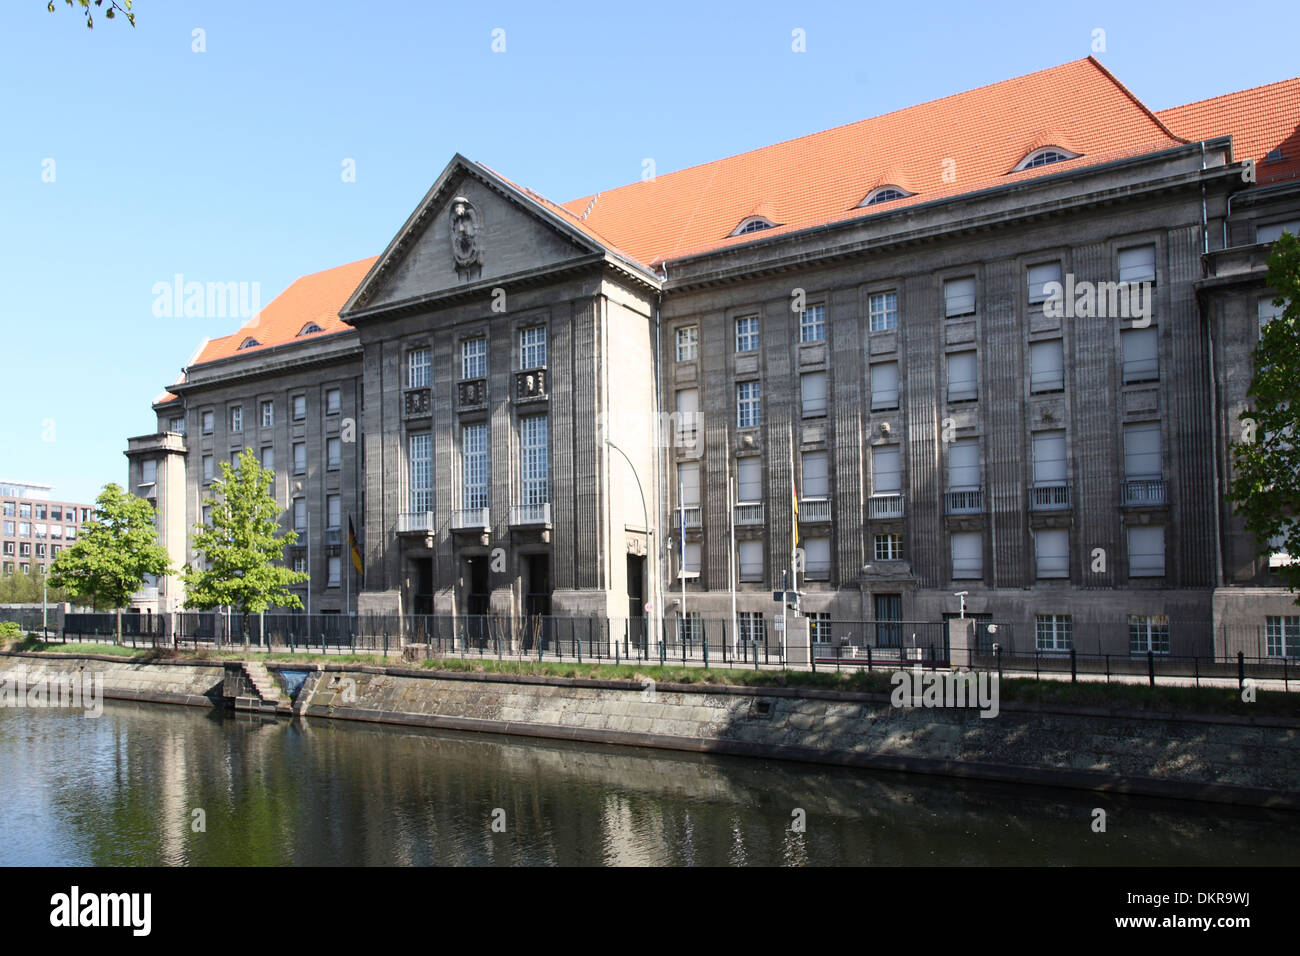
[1,0,1295,504]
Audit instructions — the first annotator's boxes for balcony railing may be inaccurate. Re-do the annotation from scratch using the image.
[1029,482,1071,511]
[324,528,342,547]
[734,503,764,525]
[398,511,435,534]
[868,494,904,519]
[510,502,552,526]
[945,489,982,514]
[673,505,702,528]
[452,507,491,531]
[799,498,832,522]
[1122,478,1167,506]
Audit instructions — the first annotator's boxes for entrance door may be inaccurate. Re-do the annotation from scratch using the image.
[626,554,646,651]
[874,593,902,647]
[412,558,434,616]
[523,554,551,650]
[464,556,490,648]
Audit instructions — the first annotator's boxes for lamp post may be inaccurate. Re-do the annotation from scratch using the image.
[605,440,657,654]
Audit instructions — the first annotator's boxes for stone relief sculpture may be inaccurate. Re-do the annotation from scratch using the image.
[450,197,482,278]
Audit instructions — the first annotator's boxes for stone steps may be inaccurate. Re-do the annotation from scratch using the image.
[242,661,285,703]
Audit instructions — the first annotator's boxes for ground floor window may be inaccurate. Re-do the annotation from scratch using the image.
[807,611,831,645]
[676,611,701,644]
[1266,616,1300,658]
[738,611,765,644]
[1128,614,1169,655]
[1035,614,1073,651]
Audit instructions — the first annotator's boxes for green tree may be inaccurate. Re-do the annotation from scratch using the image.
[47,0,135,29]
[48,484,172,639]
[183,448,308,633]
[1230,230,1300,601]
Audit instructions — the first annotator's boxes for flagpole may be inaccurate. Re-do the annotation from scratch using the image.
[729,470,737,657]
[306,508,312,617]
[678,480,686,647]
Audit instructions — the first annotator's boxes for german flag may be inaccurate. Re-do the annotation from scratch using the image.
[348,516,364,580]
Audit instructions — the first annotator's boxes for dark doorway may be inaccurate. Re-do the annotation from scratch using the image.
[464,556,490,648]
[626,554,646,651]
[412,558,433,616]
[523,553,551,650]
[874,592,903,647]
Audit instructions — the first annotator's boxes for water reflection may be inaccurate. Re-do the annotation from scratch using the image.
[0,701,1293,866]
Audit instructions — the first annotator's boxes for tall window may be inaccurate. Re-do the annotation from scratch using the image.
[739,541,763,582]
[520,414,549,506]
[326,494,341,530]
[1032,430,1067,486]
[202,455,213,482]
[677,611,702,643]
[260,446,274,473]
[800,304,826,342]
[735,315,760,352]
[1035,529,1069,578]
[946,351,978,402]
[1121,328,1159,383]
[871,445,901,495]
[1128,526,1165,577]
[952,532,982,579]
[325,388,341,415]
[260,400,274,428]
[801,451,828,499]
[807,612,831,645]
[948,439,980,492]
[326,437,342,470]
[520,327,547,369]
[869,291,898,331]
[738,610,765,643]
[408,433,432,512]
[462,337,487,379]
[1129,615,1170,654]
[737,382,761,428]
[675,388,700,445]
[462,423,488,510]
[944,277,976,317]
[1118,244,1157,284]
[1265,617,1300,658]
[801,371,827,417]
[1123,422,1163,480]
[682,542,701,576]
[677,462,700,511]
[140,460,157,485]
[870,361,899,410]
[675,326,699,362]
[1027,262,1062,304]
[327,555,341,588]
[737,457,762,503]
[293,442,306,475]
[1029,339,1064,393]
[408,348,431,388]
[202,410,215,434]
[170,416,186,435]
[1035,615,1073,651]
[292,395,306,420]
[803,537,830,578]
[292,498,306,532]
[230,406,243,433]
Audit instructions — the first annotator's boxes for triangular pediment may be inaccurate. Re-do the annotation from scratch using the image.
[342,156,633,317]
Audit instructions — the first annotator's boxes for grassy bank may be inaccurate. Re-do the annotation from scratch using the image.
[4,638,1296,717]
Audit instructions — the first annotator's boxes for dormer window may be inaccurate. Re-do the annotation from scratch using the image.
[1013,147,1080,172]
[859,185,912,207]
[732,216,775,236]
[238,337,260,349]
[298,322,323,336]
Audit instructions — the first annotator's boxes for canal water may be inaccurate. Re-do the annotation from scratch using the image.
[1,701,1293,866]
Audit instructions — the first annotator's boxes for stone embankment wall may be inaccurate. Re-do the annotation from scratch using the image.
[4,652,1296,808]
[1,652,225,707]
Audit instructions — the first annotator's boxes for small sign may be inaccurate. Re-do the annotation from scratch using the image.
[773,591,785,603]
[774,618,785,631]
[644,602,653,613]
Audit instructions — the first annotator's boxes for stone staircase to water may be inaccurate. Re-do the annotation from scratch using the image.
[241,661,287,708]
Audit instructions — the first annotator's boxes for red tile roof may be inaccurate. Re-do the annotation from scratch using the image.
[180,61,1299,371]
[188,257,377,367]
[1157,76,1300,187]
[558,57,1184,265]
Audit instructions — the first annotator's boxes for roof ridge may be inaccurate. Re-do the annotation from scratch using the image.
[564,57,1104,205]
[1084,55,1187,144]
[1156,73,1300,115]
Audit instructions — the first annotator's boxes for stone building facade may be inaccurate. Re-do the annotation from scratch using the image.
[125,58,1300,659]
